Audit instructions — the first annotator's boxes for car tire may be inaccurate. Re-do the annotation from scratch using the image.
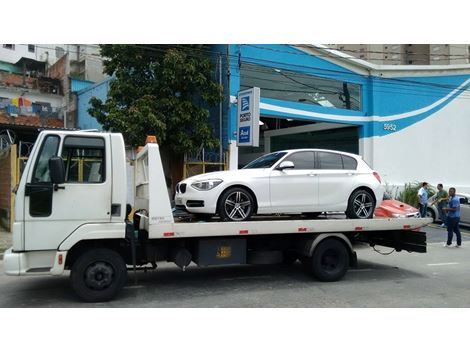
[426,208,436,222]
[70,248,127,302]
[307,238,350,282]
[346,188,376,219]
[218,187,255,221]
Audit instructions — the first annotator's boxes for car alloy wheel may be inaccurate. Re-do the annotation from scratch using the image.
[346,189,376,219]
[224,191,252,221]
[352,192,374,218]
[218,187,255,221]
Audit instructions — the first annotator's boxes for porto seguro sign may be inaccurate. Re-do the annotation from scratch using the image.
[237,87,260,147]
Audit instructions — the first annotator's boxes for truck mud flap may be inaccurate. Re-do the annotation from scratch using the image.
[357,230,427,253]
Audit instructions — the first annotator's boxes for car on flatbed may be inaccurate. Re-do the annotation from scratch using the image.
[175,149,384,222]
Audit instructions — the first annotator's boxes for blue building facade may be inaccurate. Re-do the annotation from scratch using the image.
[75,45,470,192]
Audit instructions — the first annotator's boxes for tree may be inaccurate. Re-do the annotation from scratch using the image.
[88,44,223,185]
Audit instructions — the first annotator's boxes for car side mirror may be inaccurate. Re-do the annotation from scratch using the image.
[49,156,65,185]
[460,198,469,205]
[277,160,295,170]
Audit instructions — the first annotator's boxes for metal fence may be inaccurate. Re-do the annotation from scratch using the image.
[183,148,228,178]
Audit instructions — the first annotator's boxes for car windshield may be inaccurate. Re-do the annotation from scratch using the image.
[243,152,287,169]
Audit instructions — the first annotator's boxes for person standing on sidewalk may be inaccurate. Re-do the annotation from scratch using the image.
[443,187,462,247]
[431,183,448,227]
[417,182,429,218]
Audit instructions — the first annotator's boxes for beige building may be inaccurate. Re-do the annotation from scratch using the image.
[330,44,470,65]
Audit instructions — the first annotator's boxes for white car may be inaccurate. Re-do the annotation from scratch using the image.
[175,149,384,221]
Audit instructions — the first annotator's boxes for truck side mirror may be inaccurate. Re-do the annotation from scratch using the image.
[49,156,65,185]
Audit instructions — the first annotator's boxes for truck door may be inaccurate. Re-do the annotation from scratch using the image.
[24,134,112,250]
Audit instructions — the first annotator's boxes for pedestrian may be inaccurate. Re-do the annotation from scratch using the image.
[431,183,449,227]
[417,182,429,218]
[443,187,462,247]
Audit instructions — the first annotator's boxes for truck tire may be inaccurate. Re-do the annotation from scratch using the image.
[70,248,128,302]
[307,238,350,282]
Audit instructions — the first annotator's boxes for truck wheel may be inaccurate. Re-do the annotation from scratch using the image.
[346,189,375,219]
[218,187,254,221]
[70,248,127,302]
[307,239,350,282]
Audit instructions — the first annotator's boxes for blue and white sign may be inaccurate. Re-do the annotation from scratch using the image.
[237,87,260,147]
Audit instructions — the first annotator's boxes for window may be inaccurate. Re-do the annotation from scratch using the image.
[2,44,15,50]
[55,46,65,58]
[243,151,287,169]
[32,135,60,183]
[240,63,362,111]
[28,44,35,53]
[317,152,343,170]
[284,151,315,169]
[30,135,60,217]
[61,137,105,183]
[341,155,357,170]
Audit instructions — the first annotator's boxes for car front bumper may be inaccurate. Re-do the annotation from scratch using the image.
[174,185,221,214]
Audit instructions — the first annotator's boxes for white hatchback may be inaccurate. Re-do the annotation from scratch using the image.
[175,149,384,221]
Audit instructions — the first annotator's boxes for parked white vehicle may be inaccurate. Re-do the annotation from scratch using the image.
[175,149,384,221]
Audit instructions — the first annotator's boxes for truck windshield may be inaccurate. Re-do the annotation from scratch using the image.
[243,152,287,169]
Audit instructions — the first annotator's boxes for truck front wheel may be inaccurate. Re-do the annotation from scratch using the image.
[70,248,128,302]
[306,238,350,282]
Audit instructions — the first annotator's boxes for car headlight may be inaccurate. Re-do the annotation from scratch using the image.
[191,179,223,191]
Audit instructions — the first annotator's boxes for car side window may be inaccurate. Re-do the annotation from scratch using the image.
[61,136,105,183]
[342,155,357,170]
[32,135,60,183]
[283,151,315,169]
[317,152,343,170]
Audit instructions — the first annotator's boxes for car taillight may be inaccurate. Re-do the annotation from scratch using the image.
[373,171,381,184]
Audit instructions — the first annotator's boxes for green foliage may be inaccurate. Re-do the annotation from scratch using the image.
[88,45,223,153]
[397,181,435,207]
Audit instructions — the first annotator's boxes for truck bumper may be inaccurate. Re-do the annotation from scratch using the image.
[3,248,67,276]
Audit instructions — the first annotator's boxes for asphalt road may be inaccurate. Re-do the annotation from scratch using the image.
[0,224,469,308]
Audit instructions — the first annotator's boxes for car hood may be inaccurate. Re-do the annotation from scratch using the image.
[182,168,268,183]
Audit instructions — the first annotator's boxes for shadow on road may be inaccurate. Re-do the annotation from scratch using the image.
[1,259,426,307]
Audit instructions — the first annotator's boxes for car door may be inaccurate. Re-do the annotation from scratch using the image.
[316,151,358,211]
[269,151,317,213]
[23,134,112,251]
[457,195,470,225]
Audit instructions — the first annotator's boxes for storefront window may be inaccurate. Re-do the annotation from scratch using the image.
[240,63,362,111]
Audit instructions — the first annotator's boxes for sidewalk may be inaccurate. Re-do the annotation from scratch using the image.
[0,227,13,260]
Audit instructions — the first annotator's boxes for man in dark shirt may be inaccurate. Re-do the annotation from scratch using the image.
[443,187,461,247]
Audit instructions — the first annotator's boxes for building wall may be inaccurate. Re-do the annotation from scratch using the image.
[226,44,470,193]
[76,78,111,130]
[0,44,70,66]
[335,44,469,65]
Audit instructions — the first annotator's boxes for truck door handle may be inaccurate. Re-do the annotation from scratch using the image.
[53,184,65,191]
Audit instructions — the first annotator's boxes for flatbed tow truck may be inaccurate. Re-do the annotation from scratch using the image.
[3,130,431,302]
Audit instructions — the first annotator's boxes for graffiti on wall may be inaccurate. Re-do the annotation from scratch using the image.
[0,96,62,118]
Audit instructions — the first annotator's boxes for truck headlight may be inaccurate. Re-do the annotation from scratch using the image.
[191,179,223,191]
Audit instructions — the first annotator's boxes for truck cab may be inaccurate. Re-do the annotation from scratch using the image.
[5,130,127,275]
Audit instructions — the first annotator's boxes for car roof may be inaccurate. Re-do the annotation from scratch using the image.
[276,148,361,159]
